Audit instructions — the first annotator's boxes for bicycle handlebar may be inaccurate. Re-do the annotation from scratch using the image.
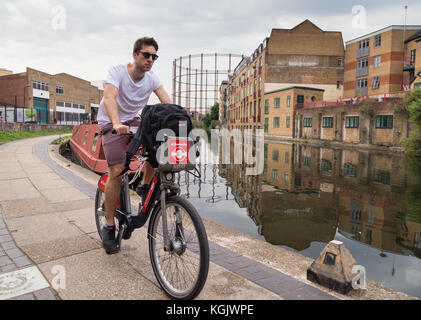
[112,129,134,136]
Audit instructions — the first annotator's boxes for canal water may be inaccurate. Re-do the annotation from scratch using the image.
[175,140,421,298]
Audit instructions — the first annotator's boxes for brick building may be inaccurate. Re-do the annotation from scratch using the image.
[344,25,421,98]
[223,20,345,135]
[0,67,103,124]
[403,30,421,90]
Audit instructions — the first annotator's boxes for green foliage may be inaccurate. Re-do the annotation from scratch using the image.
[51,135,72,144]
[0,129,72,145]
[407,88,421,127]
[358,98,378,118]
[25,109,36,118]
[199,102,220,131]
[387,95,409,114]
[406,88,421,162]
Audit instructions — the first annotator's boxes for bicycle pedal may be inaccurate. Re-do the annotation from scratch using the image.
[105,249,120,255]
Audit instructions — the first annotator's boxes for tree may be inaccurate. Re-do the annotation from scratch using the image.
[210,102,219,121]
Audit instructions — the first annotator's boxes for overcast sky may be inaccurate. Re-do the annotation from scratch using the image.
[1,0,421,104]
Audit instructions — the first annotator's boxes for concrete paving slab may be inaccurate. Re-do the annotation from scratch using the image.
[40,187,90,203]
[0,164,22,173]
[0,171,28,180]
[5,212,84,247]
[38,249,167,300]
[21,234,101,264]
[22,165,54,174]
[0,178,42,201]
[51,199,96,212]
[32,178,73,191]
[61,208,97,234]
[0,266,49,300]
[26,172,62,184]
[0,197,56,218]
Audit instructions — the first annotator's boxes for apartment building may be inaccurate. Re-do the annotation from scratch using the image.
[0,67,103,124]
[344,25,421,98]
[223,20,345,134]
[403,30,421,90]
[0,68,12,76]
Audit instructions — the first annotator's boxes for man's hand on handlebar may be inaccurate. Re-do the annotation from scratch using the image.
[112,123,130,135]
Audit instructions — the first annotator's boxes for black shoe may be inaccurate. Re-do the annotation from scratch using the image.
[101,225,119,254]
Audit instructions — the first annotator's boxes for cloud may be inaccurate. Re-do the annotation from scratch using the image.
[1,0,421,105]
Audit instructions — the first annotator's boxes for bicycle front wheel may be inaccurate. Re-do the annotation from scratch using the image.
[148,195,209,300]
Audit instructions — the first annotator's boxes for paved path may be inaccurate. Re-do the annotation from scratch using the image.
[0,135,338,300]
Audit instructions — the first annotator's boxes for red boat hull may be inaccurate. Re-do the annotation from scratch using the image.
[69,124,140,174]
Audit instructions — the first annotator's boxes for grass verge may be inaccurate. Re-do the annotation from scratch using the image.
[0,128,73,146]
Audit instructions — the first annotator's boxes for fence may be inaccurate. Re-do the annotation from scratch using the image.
[0,103,90,125]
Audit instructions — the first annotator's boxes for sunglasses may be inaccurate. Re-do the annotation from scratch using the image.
[138,51,159,61]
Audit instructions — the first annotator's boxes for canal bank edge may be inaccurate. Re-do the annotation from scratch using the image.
[47,138,416,300]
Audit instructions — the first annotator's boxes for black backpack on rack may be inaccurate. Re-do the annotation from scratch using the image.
[124,103,193,168]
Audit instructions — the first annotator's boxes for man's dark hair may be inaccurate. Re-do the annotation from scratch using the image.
[133,37,159,53]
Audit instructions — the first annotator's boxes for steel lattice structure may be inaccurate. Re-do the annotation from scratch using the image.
[172,53,244,119]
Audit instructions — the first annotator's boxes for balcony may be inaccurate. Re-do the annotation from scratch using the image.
[355,87,368,96]
[403,58,416,70]
[356,67,369,77]
[357,47,370,58]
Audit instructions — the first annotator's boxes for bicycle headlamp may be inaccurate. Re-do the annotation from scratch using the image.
[165,173,173,181]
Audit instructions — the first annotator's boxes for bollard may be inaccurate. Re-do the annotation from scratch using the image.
[307,240,357,294]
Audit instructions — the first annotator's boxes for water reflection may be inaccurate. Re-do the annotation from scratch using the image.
[176,140,421,297]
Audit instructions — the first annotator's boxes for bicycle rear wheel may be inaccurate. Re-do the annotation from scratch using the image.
[148,195,209,300]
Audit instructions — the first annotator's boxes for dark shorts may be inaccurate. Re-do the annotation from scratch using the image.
[100,118,141,166]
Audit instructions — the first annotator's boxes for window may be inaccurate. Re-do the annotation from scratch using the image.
[366,211,374,224]
[32,80,49,91]
[303,156,311,167]
[92,133,99,152]
[272,150,279,161]
[356,78,368,89]
[263,164,267,176]
[65,102,71,109]
[83,130,89,145]
[371,76,380,89]
[56,86,64,94]
[321,159,332,172]
[272,169,278,180]
[373,55,381,68]
[344,163,357,177]
[365,229,373,245]
[373,169,391,185]
[274,97,280,108]
[345,116,359,128]
[73,103,79,109]
[79,104,85,110]
[284,173,289,184]
[264,144,268,159]
[337,58,343,66]
[303,117,312,127]
[264,118,268,132]
[357,58,369,69]
[322,117,334,128]
[337,81,343,89]
[375,115,393,129]
[410,49,416,65]
[56,101,64,107]
[273,117,280,128]
[415,233,421,249]
[287,95,291,107]
[286,116,290,128]
[297,95,304,104]
[359,38,369,48]
[374,34,382,48]
[285,152,289,164]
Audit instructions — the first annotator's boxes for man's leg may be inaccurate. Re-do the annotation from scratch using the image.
[105,163,125,226]
[141,161,154,185]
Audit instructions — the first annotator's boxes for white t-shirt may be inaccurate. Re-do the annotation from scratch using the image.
[97,63,162,127]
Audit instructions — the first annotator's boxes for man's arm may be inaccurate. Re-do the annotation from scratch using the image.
[154,85,172,104]
[103,84,129,134]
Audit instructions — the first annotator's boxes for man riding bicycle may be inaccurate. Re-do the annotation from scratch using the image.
[97,37,172,253]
